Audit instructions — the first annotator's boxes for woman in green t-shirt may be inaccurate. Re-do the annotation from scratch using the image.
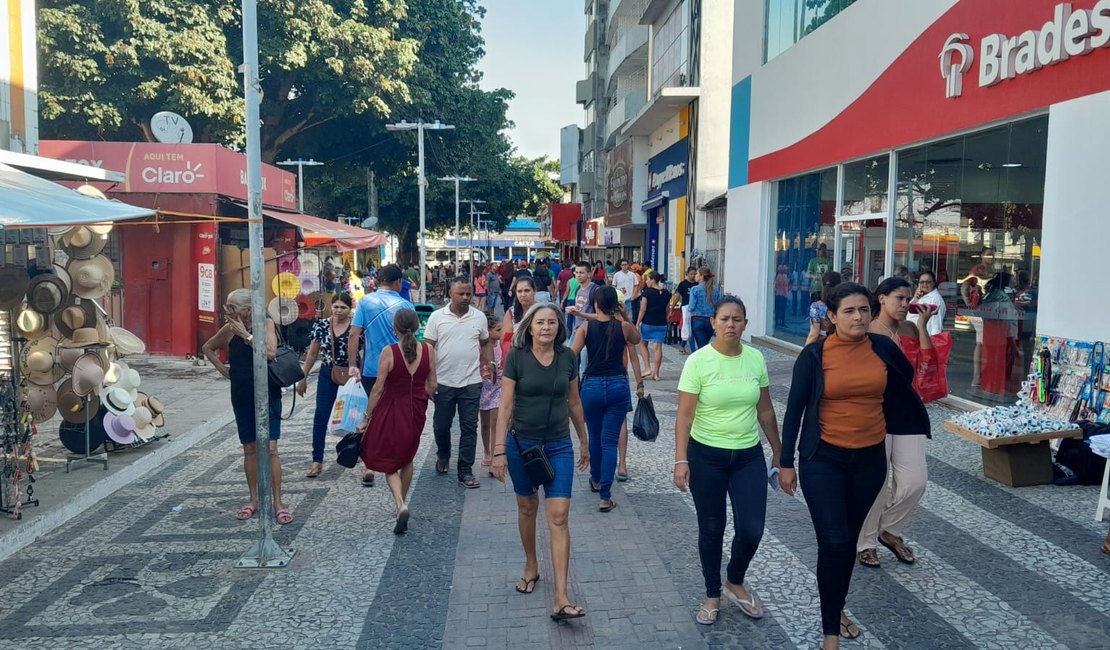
[673,296,783,626]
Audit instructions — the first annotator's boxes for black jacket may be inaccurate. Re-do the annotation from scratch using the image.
[780,334,930,469]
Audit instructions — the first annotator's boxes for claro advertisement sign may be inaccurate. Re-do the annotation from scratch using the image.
[39,141,298,209]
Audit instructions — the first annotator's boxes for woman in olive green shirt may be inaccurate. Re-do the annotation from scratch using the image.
[674,296,783,626]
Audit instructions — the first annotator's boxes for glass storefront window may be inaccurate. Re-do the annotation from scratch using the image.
[770,167,836,345]
[842,155,889,216]
[836,218,886,290]
[765,0,860,62]
[895,116,1048,404]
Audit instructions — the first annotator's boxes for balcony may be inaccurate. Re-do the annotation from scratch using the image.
[584,18,597,61]
[581,122,597,154]
[605,91,647,140]
[606,25,649,83]
[608,0,647,24]
[622,86,700,136]
[576,73,597,105]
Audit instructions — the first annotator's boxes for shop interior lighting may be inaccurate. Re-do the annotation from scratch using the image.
[1001,162,1023,168]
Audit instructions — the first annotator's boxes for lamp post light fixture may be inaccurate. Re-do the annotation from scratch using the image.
[276,158,324,213]
[439,175,476,277]
[385,120,455,303]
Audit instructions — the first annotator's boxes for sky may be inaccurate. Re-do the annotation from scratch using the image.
[476,0,584,161]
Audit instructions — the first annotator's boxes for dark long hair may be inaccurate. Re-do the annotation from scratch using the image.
[590,285,624,350]
[820,271,843,304]
[826,282,873,315]
[512,276,537,324]
[873,276,912,315]
[393,309,420,364]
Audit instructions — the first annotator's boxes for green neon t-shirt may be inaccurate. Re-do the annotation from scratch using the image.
[677,344,770,450]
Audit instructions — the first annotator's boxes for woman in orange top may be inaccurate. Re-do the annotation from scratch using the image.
[779,282,929,650]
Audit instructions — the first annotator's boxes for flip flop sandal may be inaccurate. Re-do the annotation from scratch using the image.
[275,509,293,525]
[589,480,602,493]
[599,500,618,513]
[878,535,916,564]
[459,475,480,489]
[515,575,540,594]
[362,473,375,487]
[436,459,449,474]
[306,464,322,478]
[695,606,719,625]
[393,508,410,535]
[616,472,630,482]
[235,505,256,520]
[840,617,862,639]
[723,582,763,619]
[858,548,881,568]
[550,604,586,622]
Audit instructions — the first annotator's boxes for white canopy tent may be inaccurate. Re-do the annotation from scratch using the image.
[0,163,154,228]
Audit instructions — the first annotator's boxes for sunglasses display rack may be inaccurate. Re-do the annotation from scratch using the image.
[1028,336,1109,424]
[1,376,40,520]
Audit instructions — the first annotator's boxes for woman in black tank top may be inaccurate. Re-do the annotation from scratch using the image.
[570,286,645,511]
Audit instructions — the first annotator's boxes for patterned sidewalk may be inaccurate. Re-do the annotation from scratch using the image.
[0,344,1107,649]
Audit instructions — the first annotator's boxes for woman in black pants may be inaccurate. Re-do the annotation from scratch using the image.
[778,282,929,650]
[674,297,783,625]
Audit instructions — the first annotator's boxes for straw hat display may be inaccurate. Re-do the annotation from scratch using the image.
[0,266,31,310]
[132,406,157,438]
[15,306,51,340]
[295,295,315,320]
[26,272,70,314]
[20,337,64,386]
[24,383,58,422]
[54,298,98,339]
[267,296,298,326]
[299,253,321,278]
[57,346,84,373]
[60,327,113,349]
[101,386,136,416]
[59,226,108,260]
[111,366,141,400]
[272,272,302,299]
[277,255,302,275]
[136,394,166,428]
[67,255,114,300]
[103,412,138,445]
[298,273,320,296]
[109,327,146,356]
[57,378,100,424]
[72,352,108,397]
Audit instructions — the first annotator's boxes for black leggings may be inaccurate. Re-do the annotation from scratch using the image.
[800,440,886,637]
[688,438,767,598]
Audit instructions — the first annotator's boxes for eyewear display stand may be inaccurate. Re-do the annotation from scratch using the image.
[65,393,107,473]
[2,339,41,520]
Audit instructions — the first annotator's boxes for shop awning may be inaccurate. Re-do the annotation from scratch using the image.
[0,163,154,228]
[262,208,388,252]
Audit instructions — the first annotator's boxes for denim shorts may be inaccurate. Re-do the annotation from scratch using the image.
[232,396,282,445]
[505,434,575,499]
[640,324,667,343]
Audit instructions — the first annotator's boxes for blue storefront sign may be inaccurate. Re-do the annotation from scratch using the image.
[643,138,689,276]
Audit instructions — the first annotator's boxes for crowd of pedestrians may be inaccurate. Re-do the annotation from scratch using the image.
[214,255,960,645]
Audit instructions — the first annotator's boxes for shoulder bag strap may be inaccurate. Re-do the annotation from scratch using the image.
[328,318,337,367]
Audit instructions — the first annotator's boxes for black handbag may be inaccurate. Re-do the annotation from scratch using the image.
[268,326,306,388]
[512,362,558,487]
[335,431,362,468]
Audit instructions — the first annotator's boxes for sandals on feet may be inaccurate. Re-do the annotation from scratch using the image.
[436,459,449,474]
[459,474,480,489]
[589,480,601,493]
[393,508,410,535]
[723,582,763,619]
[858,548,881,568]
[878,534,916,564]
[306,463,322,478]
[695,606,719,625]
[550,604,586,622]
[616,472,630,483]
[840,616,861,639]
[515,575,540,594]
[235,505,256,520]
[599,500,618,513]
[275,509,293,525]
[362,472,375,487]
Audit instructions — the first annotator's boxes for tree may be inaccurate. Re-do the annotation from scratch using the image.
[37,0,418,159]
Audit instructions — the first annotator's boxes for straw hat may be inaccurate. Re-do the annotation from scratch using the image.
[15,306,50,340]
[54,298,98,339]
[60,226,108,260]
[104,361,128,385]
[272,272,302,298]
[24,383,58,422]
[132,406,157,438]
[277,255,302,275]
[20,337,64,386]
[299,253,321,278]
[58,413,107,454]
[109,327,146,356]
[135,393,166,427]
[295,295,315,320]
[0,266,30,310]
[267,297,298,326]
[103,412,138,445]
[298,273,320,295]
[72,353,108,397]
[26,272,70,314]
[48,225,73,237]
[52,263,72,290]
[101,386,136,416]
[57,378,100,424]
[58,346,84,372]
[113,367,141,400]
[67,255,114,300]
[60,327,113,349]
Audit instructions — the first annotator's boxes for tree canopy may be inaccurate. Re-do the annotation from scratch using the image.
[37,0,561,261]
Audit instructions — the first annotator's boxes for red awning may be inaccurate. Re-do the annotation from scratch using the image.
[263,208,388,252]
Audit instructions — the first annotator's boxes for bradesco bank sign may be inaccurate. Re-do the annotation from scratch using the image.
[38,141,298,209]
[942,1,1110,98]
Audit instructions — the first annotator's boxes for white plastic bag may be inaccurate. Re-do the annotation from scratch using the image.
[329,378,368,435]
[680,305,691,342]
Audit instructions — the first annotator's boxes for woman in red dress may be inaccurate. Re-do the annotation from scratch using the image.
[358,309,437,534]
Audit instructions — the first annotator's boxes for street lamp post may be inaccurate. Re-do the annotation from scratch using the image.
[276,158,324,212]
[439,175,475,278]
[385,120,455,304]
[465,200,487,279]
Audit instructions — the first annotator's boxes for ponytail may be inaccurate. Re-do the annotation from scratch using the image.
[698,266,717,304]
[393,309,421,364]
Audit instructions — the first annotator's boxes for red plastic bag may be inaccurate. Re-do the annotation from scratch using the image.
[902,332,952,403]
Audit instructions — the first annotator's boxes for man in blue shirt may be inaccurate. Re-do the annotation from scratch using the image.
[348,264,414,485]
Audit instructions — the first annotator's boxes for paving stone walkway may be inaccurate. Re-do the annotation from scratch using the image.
[0,344,1107,649]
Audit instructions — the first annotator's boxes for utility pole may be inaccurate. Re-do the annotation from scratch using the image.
[465,201,488,279]
[439,175,475,278]
[385,120,455,304]
[276,158,324,212]
[236,0,293,569]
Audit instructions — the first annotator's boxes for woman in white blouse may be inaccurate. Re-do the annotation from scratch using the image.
[908,271,945,336]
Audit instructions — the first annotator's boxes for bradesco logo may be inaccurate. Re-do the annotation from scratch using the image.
[941,1,1110,98]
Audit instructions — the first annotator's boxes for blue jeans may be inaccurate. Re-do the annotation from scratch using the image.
[487,291,499,312]
[312,369,340,463]
[691,316,714,351]
[580,375,631,501]
[505,434,575,499]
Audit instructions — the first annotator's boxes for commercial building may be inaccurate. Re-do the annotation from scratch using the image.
[725,0,1110,404]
